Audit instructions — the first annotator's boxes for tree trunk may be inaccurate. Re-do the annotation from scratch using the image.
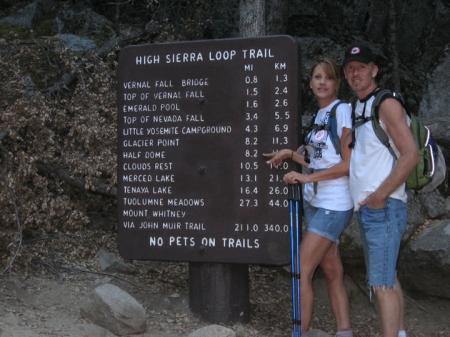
[388,0,401,93]
[114,0,121,36]
[365,0,388,42]
[239,0,265,37]
[266,0,289,35]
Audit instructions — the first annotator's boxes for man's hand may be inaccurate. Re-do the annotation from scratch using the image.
[359,192,386,209]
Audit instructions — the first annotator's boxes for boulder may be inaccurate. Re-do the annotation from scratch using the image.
[398,220,450,298]
[187,324,236,337]
[80,283,146,336]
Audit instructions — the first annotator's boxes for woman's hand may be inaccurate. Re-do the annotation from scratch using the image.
[262,149,291,168]
[283,171,310,185]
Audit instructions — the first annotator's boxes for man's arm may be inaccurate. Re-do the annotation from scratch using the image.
[360,97,419,208]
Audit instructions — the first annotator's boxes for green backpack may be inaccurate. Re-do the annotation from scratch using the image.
[352,89,446,192]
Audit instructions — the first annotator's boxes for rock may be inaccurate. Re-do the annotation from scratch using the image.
[419,54,450,118]
[0,1,45,28]
[399,220,450,298]
[187,324,236,337]
[80,283,146,336]
[55,6,115,38]
[446,196,450,214]
[97,248,136,274]
[56,34,97,52]
[417,190,447,218]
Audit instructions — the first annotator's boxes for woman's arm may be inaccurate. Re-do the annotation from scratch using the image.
[262,148,309,168]
[282,127,352,185]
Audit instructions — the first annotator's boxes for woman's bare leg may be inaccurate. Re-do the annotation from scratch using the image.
[320,244,351,331]
[299,231,334,333]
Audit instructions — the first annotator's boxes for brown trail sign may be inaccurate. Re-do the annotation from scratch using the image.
[117,35,301,322]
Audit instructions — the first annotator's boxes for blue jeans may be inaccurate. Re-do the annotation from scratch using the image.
[303,201,353,243]
[356,198,407,287]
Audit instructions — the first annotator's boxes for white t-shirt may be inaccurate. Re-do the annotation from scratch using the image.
[303,100,353,211]
[349,95,407,211]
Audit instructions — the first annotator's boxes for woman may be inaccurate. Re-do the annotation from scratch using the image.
[263,58,353,337]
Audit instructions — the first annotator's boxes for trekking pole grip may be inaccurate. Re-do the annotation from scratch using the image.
[288,183,301,201]
[288,183,295,201]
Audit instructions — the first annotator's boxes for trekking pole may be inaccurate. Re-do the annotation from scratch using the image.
[288,183,302,336]
[294,183,302,336]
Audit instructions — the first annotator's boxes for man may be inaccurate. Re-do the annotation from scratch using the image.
[342,44,419,337]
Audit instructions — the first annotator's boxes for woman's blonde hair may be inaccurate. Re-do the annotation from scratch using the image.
[309,58,340,93]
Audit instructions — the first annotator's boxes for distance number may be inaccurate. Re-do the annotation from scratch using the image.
[245,149,258,158]
[239,199,258,207]
[269,174,284,182]
[268,161,289,170]
[246,88,258,96]
[240,186,258,195]
[274,111,290,120]
[275,74,288,82]
[264,223,289,233]
[240,162,258,170]
[269,199,289,207]
[274,124,289,132]
[245,75,258,84]
[245,137,258,146]
[275,99,288,107]
[272,136,289,145]
[275,86,288,95]
[245,112,258,121]
[269,186,288,195]
[235,223,259,232]
[240,174,257,182]
[245,124,258,133]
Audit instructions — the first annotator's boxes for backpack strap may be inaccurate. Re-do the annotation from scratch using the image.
[302,100,348,164]
[327,100,347,156]
[371,90,397,159]
[348,90,380,148]
[348,97,374,149]
[305,167,326,194]
[371,89,409,160]
[349,89,404,160]
[301,112,318,164]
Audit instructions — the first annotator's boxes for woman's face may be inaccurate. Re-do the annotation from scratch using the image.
[310,64,338,102]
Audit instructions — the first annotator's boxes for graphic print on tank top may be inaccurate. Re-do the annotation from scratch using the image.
[307,112,330,160]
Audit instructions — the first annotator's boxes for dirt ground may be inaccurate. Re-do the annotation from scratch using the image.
[0,229,449,337]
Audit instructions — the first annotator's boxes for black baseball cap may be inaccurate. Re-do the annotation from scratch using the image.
[342,44,375,65]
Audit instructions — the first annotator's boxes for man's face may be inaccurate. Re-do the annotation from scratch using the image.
[343,61,378,94]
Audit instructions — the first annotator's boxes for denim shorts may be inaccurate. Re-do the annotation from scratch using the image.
[356,198,407,287]
[303,201,353,243]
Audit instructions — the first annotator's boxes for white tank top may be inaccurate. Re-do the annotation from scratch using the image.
[349,95,407,211]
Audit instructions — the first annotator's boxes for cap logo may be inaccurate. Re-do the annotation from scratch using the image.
[351,47,361,55]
